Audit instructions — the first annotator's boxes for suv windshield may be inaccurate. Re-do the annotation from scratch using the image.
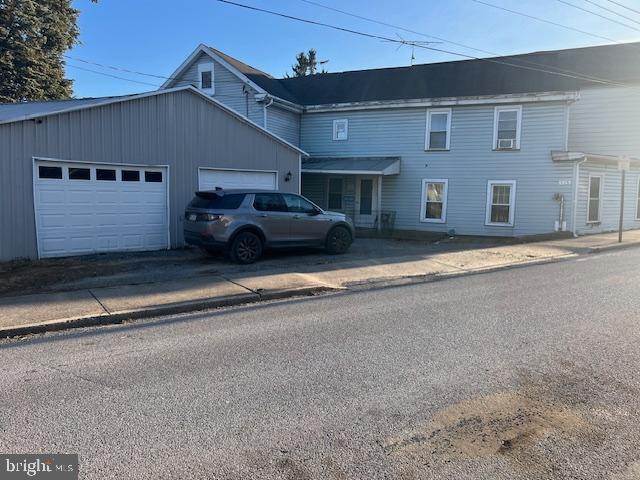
[188,193,246,209]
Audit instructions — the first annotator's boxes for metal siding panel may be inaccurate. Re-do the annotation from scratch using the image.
[301,103,573,236]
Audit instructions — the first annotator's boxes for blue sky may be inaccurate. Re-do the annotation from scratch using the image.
[68,0,640,97]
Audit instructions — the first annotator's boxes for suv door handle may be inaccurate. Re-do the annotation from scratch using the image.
[292,214,301,219]
[258,213,268,218]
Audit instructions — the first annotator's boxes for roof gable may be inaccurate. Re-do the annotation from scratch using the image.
[0,86,306,155]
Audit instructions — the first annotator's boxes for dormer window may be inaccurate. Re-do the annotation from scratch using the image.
[198,62,215,93]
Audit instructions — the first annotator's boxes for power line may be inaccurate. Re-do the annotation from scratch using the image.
[297,0,623,89]
[64,54,252,85]
[555,0,640,32]
[215,0,628,86]
[470,0,640,46]
[66,63,161,87]
[604,0,640,16]
[580,0,640,25]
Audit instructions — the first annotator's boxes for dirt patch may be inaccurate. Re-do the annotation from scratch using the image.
[383,390,585,459]
[0,249,203,297]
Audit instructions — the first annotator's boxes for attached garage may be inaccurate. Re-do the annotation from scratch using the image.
[0,86,305,261]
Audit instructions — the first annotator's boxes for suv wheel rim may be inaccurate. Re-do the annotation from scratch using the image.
[331,229,349,251]
[237,236,259,261]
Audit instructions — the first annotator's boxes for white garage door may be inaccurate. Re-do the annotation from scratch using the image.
[34,160,169,258]
[198,168,277,191]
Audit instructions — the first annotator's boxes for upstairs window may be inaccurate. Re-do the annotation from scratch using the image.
[333,119,348,141]
[493,106,522,150]
[425,109,451,150]
[198,62,215,93]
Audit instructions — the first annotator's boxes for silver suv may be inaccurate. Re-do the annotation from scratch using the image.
[184,190,355,264]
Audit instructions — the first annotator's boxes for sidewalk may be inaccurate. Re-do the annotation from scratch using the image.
[2,230,639,337]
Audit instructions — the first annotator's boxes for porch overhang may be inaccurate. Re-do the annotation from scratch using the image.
[301,156,401,176]
[551,150,640,166]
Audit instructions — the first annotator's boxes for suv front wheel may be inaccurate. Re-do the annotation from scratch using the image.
[230,231,263,264]
[326,226,352,254]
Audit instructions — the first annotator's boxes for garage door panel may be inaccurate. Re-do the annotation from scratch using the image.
[199,169,277,191]
[34,161,168,258]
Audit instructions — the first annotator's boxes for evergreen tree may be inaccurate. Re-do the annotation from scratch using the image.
[0,0,89,102]
[289,48,326,77]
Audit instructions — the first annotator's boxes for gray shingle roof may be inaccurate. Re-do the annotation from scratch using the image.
[224,42,640,106]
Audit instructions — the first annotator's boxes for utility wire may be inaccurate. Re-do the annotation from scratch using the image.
[66,64,161,87]
[604,0,640,16]
[215,0,629,86]
[555,0,640,32]
[470,0,634,45]
[580,0,640,25]
[297,0,622,88]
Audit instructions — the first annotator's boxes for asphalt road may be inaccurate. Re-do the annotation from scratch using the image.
[2,248,640,479]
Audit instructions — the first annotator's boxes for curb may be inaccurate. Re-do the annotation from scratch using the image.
[587,241,640,254]
[0,286,334,339]
[0,246,632,340]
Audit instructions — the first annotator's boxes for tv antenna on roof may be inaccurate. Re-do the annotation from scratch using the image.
[383,33,442,65]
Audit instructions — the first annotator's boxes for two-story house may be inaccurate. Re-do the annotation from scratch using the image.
[162,42,640,238]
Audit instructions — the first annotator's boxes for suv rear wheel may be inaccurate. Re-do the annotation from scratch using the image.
[230,231,263,264]
[326,226,352,254]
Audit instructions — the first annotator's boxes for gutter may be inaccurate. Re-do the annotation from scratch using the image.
[263,96,274,129]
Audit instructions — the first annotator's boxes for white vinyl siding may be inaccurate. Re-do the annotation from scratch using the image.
[420,179,448,223]
[485,180,516,226]
[332,119,348,141]
[587,175,602,223]
[301,102,572,237]
[493,106,522,150]
[425,109,451,150]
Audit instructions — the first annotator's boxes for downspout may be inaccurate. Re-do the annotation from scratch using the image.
[572,157,587,237]
[263,96,273,129]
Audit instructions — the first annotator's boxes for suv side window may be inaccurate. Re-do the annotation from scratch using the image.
[283,194,317,214]
[253,193,288,212]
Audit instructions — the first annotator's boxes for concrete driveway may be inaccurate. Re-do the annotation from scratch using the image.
[0,236,512,297]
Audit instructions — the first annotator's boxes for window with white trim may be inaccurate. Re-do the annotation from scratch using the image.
[333,119,348,141]
[486,180,516,226]
[198,62,215,93]
[587,175,602,223]
[420,179,448,223]
[493,106,522,150]
[425,109,451,150]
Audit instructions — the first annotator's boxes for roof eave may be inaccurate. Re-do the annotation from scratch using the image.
[303,91,580,112]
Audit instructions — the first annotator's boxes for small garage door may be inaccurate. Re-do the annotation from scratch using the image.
[34,160,169,258]
[198,168,277,191]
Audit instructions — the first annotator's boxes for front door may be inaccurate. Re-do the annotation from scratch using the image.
[355,177,378,228]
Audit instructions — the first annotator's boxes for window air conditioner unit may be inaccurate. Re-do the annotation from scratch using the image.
[497,138,515,150]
